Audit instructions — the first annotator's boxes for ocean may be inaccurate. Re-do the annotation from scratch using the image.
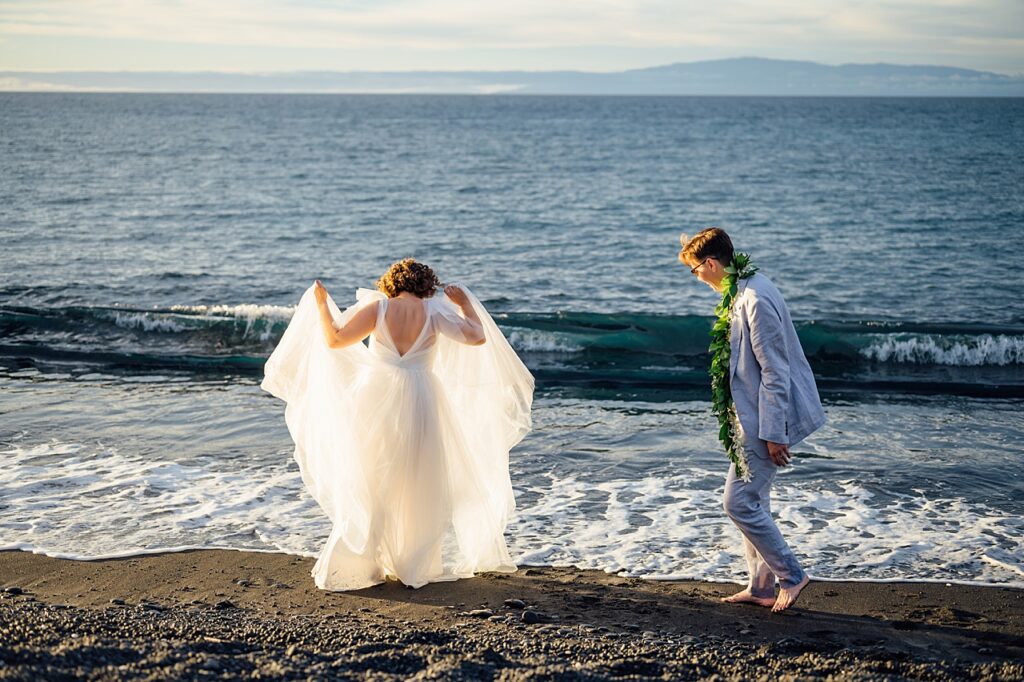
[1,93,1022,586]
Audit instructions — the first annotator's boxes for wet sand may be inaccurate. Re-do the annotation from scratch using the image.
[1,549,1022,680]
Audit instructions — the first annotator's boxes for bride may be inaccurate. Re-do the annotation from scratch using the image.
[261,259,534,590]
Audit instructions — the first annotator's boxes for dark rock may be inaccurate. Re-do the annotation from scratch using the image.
[521,610,540,624]
[3,586,24,595]
[109,598,125,605]
[215,600,237,610]
[464,609,493,618]
[607,659,664,677]
[503,598,527,609]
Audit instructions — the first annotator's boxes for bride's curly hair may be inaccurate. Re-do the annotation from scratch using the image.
[376,258,440,298]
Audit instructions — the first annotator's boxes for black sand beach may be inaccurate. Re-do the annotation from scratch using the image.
[1,550,1022,680]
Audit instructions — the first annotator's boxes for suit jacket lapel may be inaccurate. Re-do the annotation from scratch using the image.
[729,278,752,383]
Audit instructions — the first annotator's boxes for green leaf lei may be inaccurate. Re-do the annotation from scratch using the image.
[708,253,758,480]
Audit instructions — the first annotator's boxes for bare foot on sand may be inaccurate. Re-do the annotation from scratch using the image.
[721,589,776,607]
[772,575,810,613]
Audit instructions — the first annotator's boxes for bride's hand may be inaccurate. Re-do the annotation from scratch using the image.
[444,284,470,307]
[314,280,328,306]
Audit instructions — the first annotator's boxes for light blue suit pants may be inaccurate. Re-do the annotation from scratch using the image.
[723,439,806,593]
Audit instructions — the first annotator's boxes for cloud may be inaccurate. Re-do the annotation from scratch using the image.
[0,75,133,90]
[0,1,699,50]
[0,0,1021,71]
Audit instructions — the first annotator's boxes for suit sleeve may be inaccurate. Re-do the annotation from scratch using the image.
[747,292,791,444]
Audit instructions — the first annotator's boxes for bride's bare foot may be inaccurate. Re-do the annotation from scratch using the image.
[721,589,776,607]
[772,575,810,613]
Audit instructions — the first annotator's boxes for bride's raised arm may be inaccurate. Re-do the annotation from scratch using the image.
[440,284,486,346]
[313,280,378,349]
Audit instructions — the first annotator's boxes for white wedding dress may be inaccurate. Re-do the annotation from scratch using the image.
[261,284,534,590]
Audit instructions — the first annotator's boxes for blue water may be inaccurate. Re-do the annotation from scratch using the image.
[1,94,1022,585]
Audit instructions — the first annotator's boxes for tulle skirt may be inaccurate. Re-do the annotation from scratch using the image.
[311,365,516,590]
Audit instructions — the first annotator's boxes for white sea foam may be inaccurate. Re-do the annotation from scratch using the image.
[1,440,1021,587]
[106,311,189,333]
[861,333,1024,366]
[168,303,296,341]
[171,303,296,322]
[509,473,1024,586]
[0,441,325,560]
[505,328,583,353]
[95,304,295,341]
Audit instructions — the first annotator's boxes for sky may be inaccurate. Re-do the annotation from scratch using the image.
[1,0,1022,75]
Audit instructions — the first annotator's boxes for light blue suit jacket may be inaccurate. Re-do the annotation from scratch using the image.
[729,273,826,446]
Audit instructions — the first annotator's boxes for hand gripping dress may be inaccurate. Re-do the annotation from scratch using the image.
[261,284,534,590]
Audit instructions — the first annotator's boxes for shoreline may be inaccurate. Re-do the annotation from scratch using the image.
[2,549,1023,680]
[8,545,1022,592]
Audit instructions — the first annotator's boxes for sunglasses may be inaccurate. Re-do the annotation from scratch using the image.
[689,258,710,275]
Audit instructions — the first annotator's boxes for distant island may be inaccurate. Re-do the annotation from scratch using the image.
[3,57,1022,96]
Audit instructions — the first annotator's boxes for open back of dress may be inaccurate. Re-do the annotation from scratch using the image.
[261,286,534,590]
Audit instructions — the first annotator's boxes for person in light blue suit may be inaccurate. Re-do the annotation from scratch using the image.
[680,227,826,613]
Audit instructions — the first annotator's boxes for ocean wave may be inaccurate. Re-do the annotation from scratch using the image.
[170,303,295,322]
[0,303,294,346]
[861,334,1024,366]
[506,328,584,353]
[170,303,295,342]
[4,304,1024,387]
[104,311,190,334]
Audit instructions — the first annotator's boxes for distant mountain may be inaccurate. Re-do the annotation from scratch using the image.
[614,58,1024,95]
[2,58,1022,96]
